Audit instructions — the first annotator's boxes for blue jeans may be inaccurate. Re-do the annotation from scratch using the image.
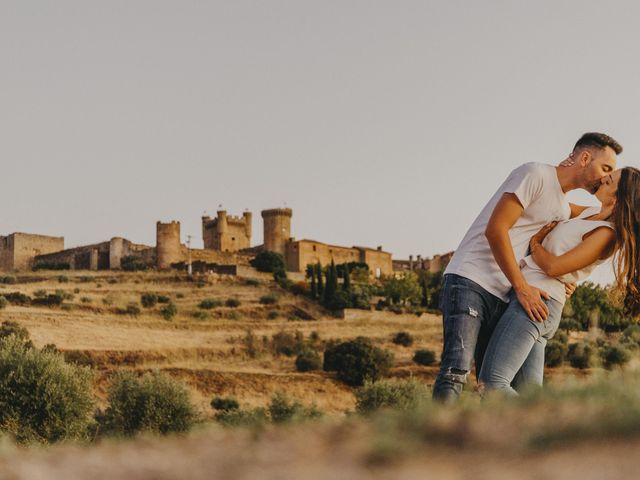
[478,290,563,396]
[432,274,508,403]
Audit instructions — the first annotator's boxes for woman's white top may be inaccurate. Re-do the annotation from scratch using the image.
[520,206,614,304]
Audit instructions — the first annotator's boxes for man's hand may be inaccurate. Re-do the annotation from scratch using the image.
[565,282,577,298]
[529,221,558,251]
[515,283,550,322]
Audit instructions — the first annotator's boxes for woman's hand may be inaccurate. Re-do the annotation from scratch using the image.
[530,221,558,251]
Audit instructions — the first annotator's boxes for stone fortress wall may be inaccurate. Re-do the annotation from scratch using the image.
[0,205,453,277]
[0,233,64,271]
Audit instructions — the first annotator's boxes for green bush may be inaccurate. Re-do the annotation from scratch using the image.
[250,251,286,274]
[355,379,429,414]
[215,407,268,428]
[600,344,631,369]
[157,295,171,304]
[621,325,640,349]
[271,330,304,357]
[0,336,94,443]
[545,338,569,367]
[211,396,240,411]
[295,349,322,372]
[268,391,322,424]
[267,310,279,320]
[392,331,414,347]
[118,303,141,316]
[121,255,147,272]
[413,349,437,366]
[0,297,7,310]
[80,296,92,304]
[0,276,16,285]
[58,275,69,283]
[191,311,209,320]
[3,292,31,305]
[102,371,197,436]
[141,293,158,308]
[225,298,241,308]
[323,337,394,386]
[32,292,65,307]
[259,294,279,305]
[198,298,222,309]
[567,342,597,369]
[161,302,178,320]
[0,321,31,345]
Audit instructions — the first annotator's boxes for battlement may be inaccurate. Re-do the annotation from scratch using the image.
[202,210,252,252]
[261,208,292,218]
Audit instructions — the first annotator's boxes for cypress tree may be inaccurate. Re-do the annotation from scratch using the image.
[323,260,338,308]
[342,264,351,292]
[310,269,318,299]
[316,263,324,298]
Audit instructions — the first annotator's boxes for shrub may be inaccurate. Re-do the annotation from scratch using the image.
[215,407,267,428]
[0,321,31,345]
[323,337,394,386]
[250,251,286,274]
[267,391,322,424]
[621,325,640,349]
[211,396,240,411]
[191,311,209,320]
[176,292,185,299]
[545,338,569,367]
[107,278,118,285]
[161,302,177,320]
[79,296,92,304]
[199,298,222,309]
[413,349,437,366]
[288,281,309,296]
[0,276,16,285]
[392,331,414,347]
[0,297,7,310]
[32,291,65,307]
[3,292,31,305]
[225,298,241,308]
[0,336,94,443]
[244,278,260,287]
[267,310,279,320]
[355,379,429,414]
[102,371,197,436]
[141,293,158,308]
[121,255,147,272]
[58,275,69,283]
[157,295,171,304]
[259,294,279,305]
[600,344,631,369]
[567,342,597,369]
[78,276,94,283]
[295,349,322,372]
[271,330,304,357]
[118,303,141,316]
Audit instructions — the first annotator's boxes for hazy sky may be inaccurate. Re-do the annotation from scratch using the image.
[2,1,639,283]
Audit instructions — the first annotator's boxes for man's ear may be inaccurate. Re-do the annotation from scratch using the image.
[579,150,591,167]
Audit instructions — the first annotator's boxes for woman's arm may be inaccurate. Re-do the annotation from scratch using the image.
[530,226,615,278]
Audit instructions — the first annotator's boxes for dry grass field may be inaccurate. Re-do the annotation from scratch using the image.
[0,271,448,415]
[0,270,627,480]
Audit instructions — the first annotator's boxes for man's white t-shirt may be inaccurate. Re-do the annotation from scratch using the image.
[444,163,570,302]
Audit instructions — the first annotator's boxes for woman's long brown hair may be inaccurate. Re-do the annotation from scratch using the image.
[611,167,640,317]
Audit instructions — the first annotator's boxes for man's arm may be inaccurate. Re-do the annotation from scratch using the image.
[485,193,550,322]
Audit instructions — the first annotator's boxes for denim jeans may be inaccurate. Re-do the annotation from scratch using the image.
[432,274,508,403]
[478,290,563,396]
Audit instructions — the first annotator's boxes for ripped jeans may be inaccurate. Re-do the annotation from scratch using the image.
[432,274,507,403]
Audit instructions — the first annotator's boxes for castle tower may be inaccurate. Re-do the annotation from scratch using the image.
[243,211,252,239]
[156,221,181,270]
[261,208,292,256]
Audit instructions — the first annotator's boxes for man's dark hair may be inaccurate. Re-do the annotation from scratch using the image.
[573,132,623,155]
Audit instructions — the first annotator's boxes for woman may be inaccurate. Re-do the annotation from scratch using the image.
[479,166,640,395]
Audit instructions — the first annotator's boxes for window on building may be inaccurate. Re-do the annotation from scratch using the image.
[312,245,316,252]
[375,268,381,278]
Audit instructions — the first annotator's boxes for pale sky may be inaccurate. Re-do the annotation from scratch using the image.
[2,1,639,284]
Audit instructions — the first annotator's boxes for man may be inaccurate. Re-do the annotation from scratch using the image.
[432,132,622,403]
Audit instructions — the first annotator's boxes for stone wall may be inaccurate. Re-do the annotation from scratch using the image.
[0,233,64,271]
[285,239,392,276]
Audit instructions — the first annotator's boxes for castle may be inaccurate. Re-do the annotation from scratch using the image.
[0,208,412,276]
[0,207,444,277]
